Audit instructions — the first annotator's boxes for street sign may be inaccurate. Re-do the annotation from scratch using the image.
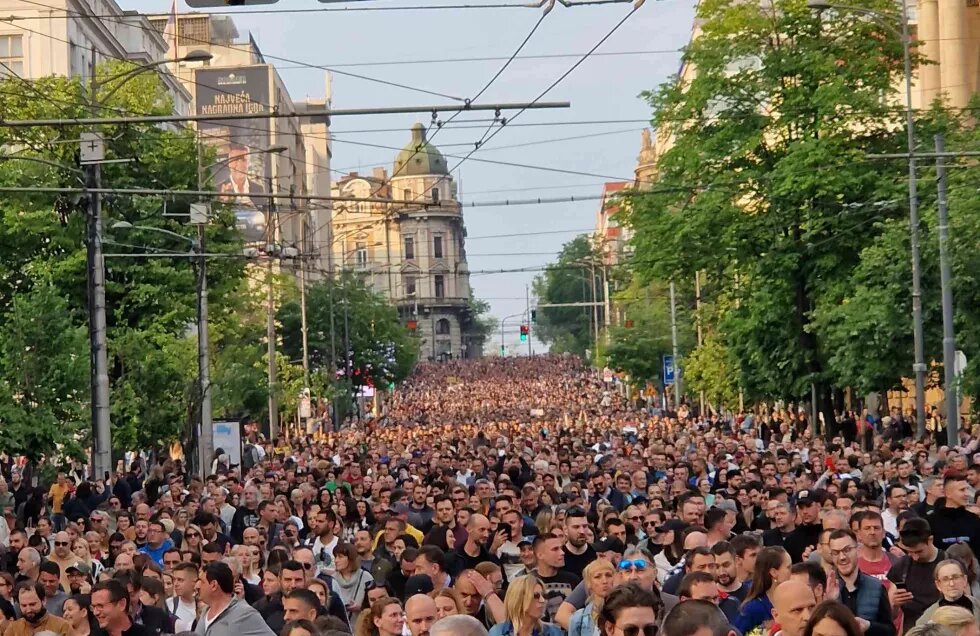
[663,355,675,385]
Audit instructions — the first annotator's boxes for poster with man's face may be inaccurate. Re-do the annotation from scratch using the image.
[195,66,271,246]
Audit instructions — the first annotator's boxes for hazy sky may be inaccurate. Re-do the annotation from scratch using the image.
[120,0,697,351]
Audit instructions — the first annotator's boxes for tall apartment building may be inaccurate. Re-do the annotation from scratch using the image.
[0,0,191,112]
[146,11,333,277]
[330,124,480,361]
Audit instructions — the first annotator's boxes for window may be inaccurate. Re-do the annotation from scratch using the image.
[404,188,412,201]
[403,236,415,260]
[433,235,444,259]
[436,319,451,335]
[0,35,24,77]
[404,274,417,297]
[354,241,367,267]
[434,275,445,299]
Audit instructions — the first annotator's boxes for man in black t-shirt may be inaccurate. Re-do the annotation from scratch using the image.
[531,533,580,623]
[561,507,596,579]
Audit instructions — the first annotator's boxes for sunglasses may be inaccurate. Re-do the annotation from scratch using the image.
[301,563,314,570]
[532,592,543,600]
[54,542,70,547]
[618,559,648,572]
[622,625,658,636]
[185,533,200,538]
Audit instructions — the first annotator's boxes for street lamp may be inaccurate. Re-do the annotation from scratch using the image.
[808,0,927,438]
[85,49,213,479]
[110,221,211,476]
[197,142,286,446]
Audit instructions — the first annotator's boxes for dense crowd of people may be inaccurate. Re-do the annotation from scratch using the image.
[0,355,979,636]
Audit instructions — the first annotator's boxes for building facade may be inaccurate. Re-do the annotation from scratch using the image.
[146,11,333,278]
[331,124,478,361]
[0,0,191,112]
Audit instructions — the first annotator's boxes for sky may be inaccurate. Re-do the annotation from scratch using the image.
[120,0,697,353]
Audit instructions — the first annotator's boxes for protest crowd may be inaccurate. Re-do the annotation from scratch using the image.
[0,355,980,636]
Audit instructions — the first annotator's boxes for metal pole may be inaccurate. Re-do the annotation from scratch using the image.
[526,285,532,357]
[695,271,704,416]
[328,274,338,431]
[602,264,611,335]
[900,0,927,438]
[811,382,818,438]
[195,141,213,478]
[500,316,507,357]
[266,179,279,439]
[299,217,311,388]
[669,280,682,407]
[86,46,112,480]
[935,133,959,444]
[0,101,571,129]
[590,262,599,359]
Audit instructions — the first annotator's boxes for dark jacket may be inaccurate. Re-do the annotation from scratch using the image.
[139,602,176,635]
[927,502,980,556]
[837,571,896,636]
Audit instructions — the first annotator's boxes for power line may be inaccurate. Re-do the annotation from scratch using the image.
[2,2,537,20]
[466,228,593,239]
[277,49,683,69]
[13,0,467,102]
[404,1,644,208]
[330,119,652,134]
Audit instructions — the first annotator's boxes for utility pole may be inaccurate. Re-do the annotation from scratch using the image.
[525,285,532,356]
[266,178,279,439]
[85,46,112,480]
[299,216,310,389]
[695,271,704,416]
[195,142,213,478]
[669,280,682,407]
[935,133,958,443]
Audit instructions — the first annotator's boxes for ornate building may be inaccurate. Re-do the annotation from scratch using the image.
[331,124,480,361]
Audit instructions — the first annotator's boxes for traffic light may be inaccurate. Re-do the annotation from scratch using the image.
[499,344,505,356]
[531,309,537,323]
[520,325,529,342]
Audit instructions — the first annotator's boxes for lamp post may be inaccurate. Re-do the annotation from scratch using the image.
[86,48,212,479]
[807,0,926,437]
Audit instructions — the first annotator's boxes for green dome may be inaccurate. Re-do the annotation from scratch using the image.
[394,123,448,176]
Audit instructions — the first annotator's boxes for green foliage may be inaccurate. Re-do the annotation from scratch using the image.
[0,284,88,462]
[0,63,261,455]
[606,278,692,386]
[627,0,912,406]
[532,235,602,358]
[278,274,419,397]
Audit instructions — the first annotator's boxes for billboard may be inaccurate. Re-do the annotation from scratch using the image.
[195,66,271,246]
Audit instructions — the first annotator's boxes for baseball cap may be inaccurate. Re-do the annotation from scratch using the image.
[796,490,820,506]
[592,537,626,554]
[66,563,92,576]
[404,574,434,597]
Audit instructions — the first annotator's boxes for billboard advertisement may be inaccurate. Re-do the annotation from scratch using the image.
[195,66,271,245]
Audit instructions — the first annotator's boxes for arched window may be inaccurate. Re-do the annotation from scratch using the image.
[436,319,451,336]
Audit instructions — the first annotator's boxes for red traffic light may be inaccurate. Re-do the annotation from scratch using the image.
[520,325,529,336]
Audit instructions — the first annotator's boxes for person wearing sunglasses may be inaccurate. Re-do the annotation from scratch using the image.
[488,574,562,636]
[597,582,661,636]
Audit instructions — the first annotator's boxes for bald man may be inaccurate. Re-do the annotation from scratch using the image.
[455,514,500,573]
[771,580,817,636]
[405,594,438,636]
[431,615,489,636]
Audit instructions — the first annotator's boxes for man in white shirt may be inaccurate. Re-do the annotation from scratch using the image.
[167,562,199,631]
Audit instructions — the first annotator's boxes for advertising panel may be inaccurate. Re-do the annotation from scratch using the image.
[195,66,271,245]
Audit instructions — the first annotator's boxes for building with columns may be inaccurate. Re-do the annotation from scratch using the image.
[915,0,977,109]
[331,124,480,361]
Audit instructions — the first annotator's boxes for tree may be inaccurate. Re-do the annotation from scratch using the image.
[532,235,602,358]
[0,64,260,456]
[627,0,911,418]
[0,284,88,462]
[605,278,693,388]
[278,275,419,404]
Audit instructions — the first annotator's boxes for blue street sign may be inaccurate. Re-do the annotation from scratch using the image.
[663,355,675,385]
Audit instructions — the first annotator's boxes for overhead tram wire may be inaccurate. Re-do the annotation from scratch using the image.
[399,0,645,210]
[361,5,552,202]
[14,0,467,103]
[2,2,537,20]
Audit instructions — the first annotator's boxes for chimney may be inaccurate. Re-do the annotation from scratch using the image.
[373,167,387,181]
